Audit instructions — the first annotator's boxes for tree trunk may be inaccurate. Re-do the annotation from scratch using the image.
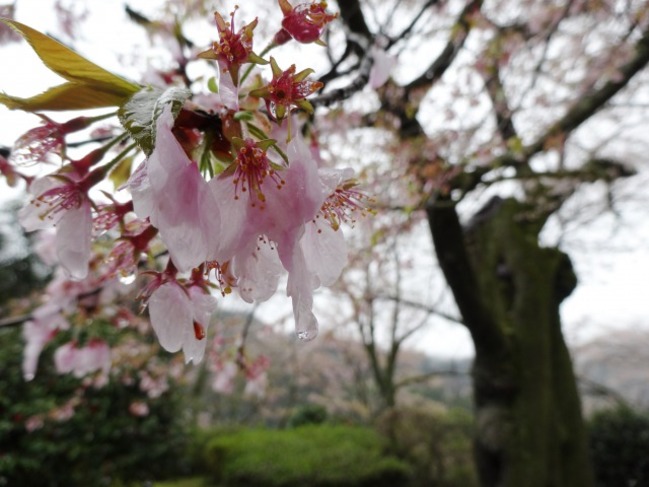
[427,196,593,487]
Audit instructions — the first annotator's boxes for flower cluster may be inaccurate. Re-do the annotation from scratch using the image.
[2,0,371,385]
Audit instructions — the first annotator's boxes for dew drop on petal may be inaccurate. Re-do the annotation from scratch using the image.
[297,329,317,342]
[119,273,137,285]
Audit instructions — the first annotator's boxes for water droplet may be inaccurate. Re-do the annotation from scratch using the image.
[297,330,317,342]
[24,373,35,381]
[118,273,136,285]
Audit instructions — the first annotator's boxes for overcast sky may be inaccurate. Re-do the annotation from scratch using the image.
[1,0,648,359]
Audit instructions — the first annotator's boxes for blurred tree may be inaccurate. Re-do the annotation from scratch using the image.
[317,1,649,486]
[2,1,649,486]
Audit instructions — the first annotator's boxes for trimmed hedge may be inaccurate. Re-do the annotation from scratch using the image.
[589,407,649,487]
[204,425,411,487]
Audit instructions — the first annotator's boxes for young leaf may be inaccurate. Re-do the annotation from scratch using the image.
[0,82,137,111]
[118,86,191,155]
[0,17,139,111]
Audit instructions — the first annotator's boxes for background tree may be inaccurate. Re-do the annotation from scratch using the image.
[309,1,649,486]
[1,1,649,486]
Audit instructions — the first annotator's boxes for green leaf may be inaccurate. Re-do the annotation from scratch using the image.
[0,82,137,111]
[118,86,191,155]
[0,17,138,95]
[0,17,139,111]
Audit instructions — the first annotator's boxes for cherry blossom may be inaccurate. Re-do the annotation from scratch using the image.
[273,0,337,45]
[198,8,266,85]
[22,304,69,380]
[9,115,96,166]
[250,57,323,121]
[54,339,111,379]
[19,172,93,279]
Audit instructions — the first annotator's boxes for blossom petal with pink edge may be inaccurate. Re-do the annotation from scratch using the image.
[148,282,192,353]
[208,171,250,262]
[130,106,221,272]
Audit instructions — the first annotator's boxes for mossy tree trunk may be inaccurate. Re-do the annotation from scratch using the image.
[427,196,593,487]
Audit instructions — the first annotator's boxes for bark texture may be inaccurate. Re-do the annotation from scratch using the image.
[428,196,593,487]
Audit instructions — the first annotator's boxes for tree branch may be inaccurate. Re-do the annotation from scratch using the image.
[404,0,483,93]
[525,22,649,158]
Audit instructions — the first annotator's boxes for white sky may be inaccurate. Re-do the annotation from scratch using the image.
[1,0,648,360]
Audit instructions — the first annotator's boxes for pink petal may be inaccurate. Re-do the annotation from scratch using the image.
[232,239,283,303]
[56,200,92,280]
[251,136,325,267]
[132,107,222,272]
[301,219,347,287]
[286,246,319,341]
[183,287,218,364]
[18,177,63,231]
[53,342,77,375]
[208,172,251,262]
[148,282,192,353]
[22,319,57,380]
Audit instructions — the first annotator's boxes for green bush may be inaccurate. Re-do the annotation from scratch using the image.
[376,406,478,487]
[589,407,649,487]
[0,327,191,486]
[286,404,329,427]
[204,424,411,487]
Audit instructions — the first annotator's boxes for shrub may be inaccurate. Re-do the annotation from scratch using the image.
[589,407,649,487]
[0,327,191,486]
[376,406,478,487]
[204,424,411,487]
[286,404,329,427]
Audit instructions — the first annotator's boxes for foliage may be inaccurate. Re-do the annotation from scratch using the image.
[588,407,649,487]
[0,325,191,487]
[203,424,411,487]
[286,403,329,427]
[376,406,478,487]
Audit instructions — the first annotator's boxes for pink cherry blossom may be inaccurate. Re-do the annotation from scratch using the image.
[211,360,238,394]
[274,0,337,45]
[54,339,111,378]
[19,173,93,279]
[129,106,222,273]
[210,134,351,339]
[22,303,69,380]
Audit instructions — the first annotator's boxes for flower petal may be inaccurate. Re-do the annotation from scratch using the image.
[148,282,192,353]
[232,239,283,303]
[301,219,347,287]
[56,200,92,280]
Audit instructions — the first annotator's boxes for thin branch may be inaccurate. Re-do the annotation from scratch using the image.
[0,313,31,328]
[386,0,441,49]
[524,22,649,159]
[404,0,483,93]
[395,368,468,389]
[374,294,463,325]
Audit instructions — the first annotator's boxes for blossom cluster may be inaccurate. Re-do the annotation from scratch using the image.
[1,1,376,385]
